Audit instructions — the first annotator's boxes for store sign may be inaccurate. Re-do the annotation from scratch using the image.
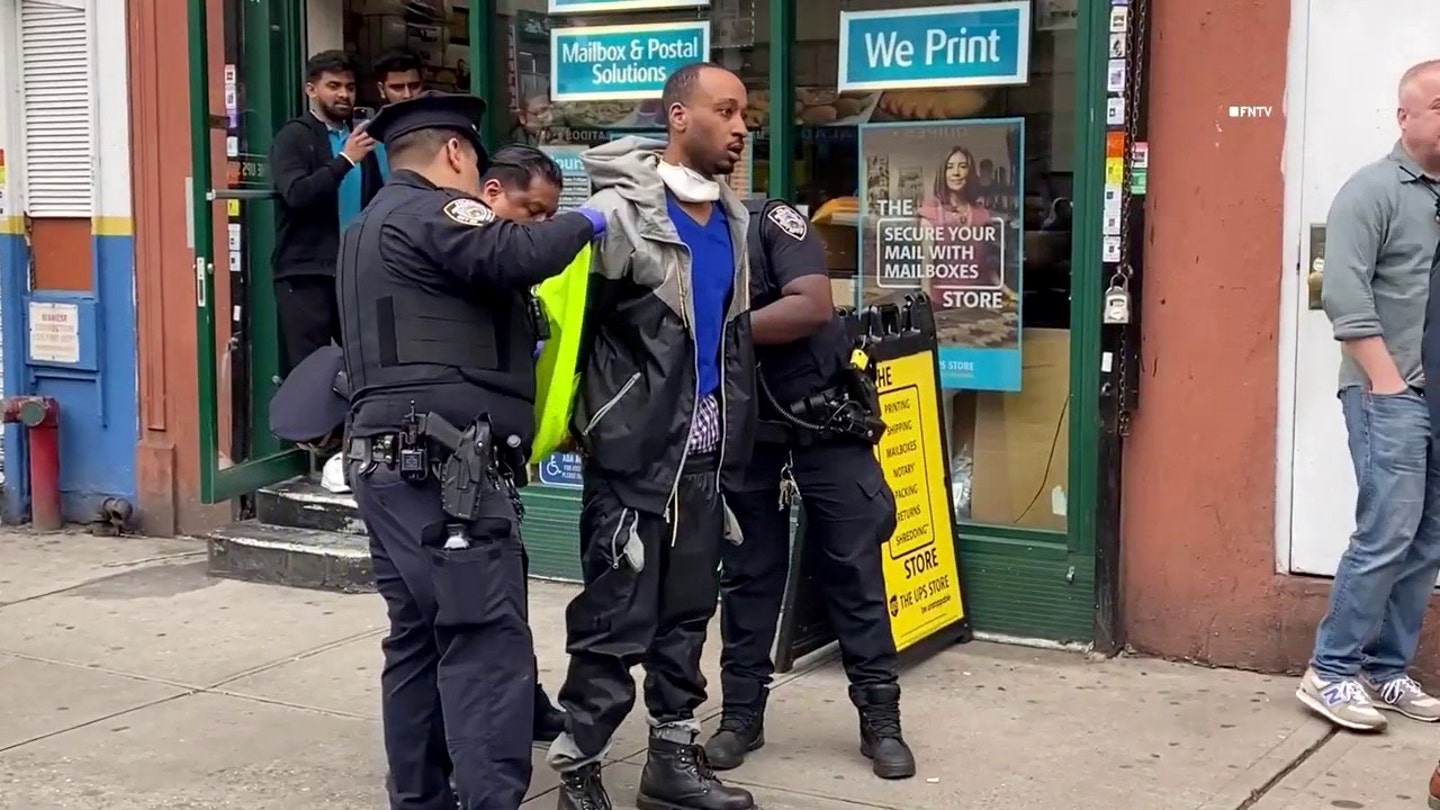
[543,145,592,211]
[874,350,967,651]
[859,118,1025,390]
[551,21,711,102]
[549,0,709,13]
[775,298,971,662]
[837,2,1031,92]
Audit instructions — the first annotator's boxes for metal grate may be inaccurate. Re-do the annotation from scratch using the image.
[19,0,93,217]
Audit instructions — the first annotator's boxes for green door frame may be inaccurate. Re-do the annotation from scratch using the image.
[188,0,309,504]
[936,2,1105,642]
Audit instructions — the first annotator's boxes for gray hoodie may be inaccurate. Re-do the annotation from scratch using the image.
[579,136,751,331]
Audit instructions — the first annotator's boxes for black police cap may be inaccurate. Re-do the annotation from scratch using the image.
[270,345,349,445]
[367,91,488,162]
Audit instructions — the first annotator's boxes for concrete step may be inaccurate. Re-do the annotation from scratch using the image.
[207,521,373,594]
[255,476,365,535]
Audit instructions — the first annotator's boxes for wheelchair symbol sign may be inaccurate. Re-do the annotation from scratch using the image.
[538,452,583,489]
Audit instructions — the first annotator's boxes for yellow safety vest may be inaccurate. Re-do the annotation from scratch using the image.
[529,243,592,464]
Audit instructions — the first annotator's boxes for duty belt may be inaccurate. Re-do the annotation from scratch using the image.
[346,404,527,521]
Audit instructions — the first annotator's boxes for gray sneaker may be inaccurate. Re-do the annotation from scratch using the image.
[1296,668,1387,732]
[1361,675,1440,722]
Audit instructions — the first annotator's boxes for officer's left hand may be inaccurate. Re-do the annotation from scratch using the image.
[577,207,607,239]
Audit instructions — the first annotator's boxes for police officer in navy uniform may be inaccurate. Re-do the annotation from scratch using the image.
[704,199,917,779]
[335,91,607,810]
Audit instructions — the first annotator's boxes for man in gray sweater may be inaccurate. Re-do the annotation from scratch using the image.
[1299,59,1440,733]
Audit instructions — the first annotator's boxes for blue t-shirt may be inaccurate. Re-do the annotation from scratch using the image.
[668,194,734,398]
[330,129,363,230]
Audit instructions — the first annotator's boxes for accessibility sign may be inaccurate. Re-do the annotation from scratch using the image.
[538,452,583,489]
[551,21,711,102]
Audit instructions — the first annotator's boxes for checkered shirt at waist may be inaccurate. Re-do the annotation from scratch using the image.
[686,394,722,454]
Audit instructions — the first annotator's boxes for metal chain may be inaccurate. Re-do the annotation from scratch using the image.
[1113,0,1148,436]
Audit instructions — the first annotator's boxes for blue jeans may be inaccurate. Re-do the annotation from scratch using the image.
[1311,386,1440,682]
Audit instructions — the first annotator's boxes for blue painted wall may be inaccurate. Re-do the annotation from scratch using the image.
[0,229,138,524]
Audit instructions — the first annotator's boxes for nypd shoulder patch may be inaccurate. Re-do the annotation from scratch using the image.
[443,198,496,227]
[767,203,808,241]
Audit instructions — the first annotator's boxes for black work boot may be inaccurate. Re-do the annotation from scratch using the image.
[637,735,756,810]
[851,683,916,779]
[702,704,765,770]
[534,683,567,743]
[557,763,612,810]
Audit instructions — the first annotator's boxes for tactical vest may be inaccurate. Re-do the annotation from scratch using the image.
[337,192,537,405]
[744,197,848,406]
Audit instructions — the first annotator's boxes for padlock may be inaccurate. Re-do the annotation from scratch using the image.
[1103,285,1131,325]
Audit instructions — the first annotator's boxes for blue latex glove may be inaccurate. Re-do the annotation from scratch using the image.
[577,207,607,238]
[533,340,546,359]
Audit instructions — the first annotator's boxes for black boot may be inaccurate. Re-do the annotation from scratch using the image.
[702,704,765,771]
[851,683,916,779]
[557,763,612,810]
[637,735,756,810]
[535,683,567,743]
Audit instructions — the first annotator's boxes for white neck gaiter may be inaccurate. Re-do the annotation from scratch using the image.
[657,160,721,203]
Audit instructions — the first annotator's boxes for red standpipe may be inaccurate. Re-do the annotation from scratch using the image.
[2,396,60,530]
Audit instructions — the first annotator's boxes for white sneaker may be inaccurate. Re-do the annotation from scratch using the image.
[320,452,350,494]
[1296,668,1387,732]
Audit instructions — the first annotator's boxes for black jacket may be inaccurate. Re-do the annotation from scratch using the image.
[570,139,757,516]
[269,113,385,280]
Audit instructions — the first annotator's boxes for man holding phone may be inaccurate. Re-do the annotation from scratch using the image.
[269,50,387,376]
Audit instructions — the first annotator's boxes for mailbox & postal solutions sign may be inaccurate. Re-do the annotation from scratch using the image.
[551,21,712,102]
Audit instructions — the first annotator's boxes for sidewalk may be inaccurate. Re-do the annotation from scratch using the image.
[0,531,1434,810]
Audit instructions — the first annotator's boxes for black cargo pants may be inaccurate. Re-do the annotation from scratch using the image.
[353,463,534,810]
[550,453,727,767]
[719,439,900,711]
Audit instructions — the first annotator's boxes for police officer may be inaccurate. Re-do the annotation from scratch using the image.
[336,91,606,810]
[703,199,917,779]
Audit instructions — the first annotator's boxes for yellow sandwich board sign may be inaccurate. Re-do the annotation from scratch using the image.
[775,295,971,671]
[872,348,966,650]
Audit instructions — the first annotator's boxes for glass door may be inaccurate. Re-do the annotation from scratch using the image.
[187,0,310,503]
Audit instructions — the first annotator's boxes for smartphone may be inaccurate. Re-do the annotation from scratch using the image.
[353,106,375,126]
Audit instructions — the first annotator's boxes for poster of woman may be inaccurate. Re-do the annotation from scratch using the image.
[858,118,1024,391]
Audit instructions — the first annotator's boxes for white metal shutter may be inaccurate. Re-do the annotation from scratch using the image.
[18,0,93,217]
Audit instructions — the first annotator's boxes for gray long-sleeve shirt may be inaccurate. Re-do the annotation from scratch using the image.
[1321,141,1440,390]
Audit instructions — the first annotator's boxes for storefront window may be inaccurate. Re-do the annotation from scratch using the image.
[797,0,1076,532]
[493,0,772,198]
[339,3,474,102]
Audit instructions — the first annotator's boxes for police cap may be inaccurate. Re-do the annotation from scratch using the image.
[270,345,349,445]
[367,91,489,166]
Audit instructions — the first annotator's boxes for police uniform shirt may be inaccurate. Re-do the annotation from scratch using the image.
[751,202,849,405]
[340,93,596,446]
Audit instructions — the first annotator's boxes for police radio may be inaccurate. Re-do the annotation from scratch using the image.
[398,401,429,481]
